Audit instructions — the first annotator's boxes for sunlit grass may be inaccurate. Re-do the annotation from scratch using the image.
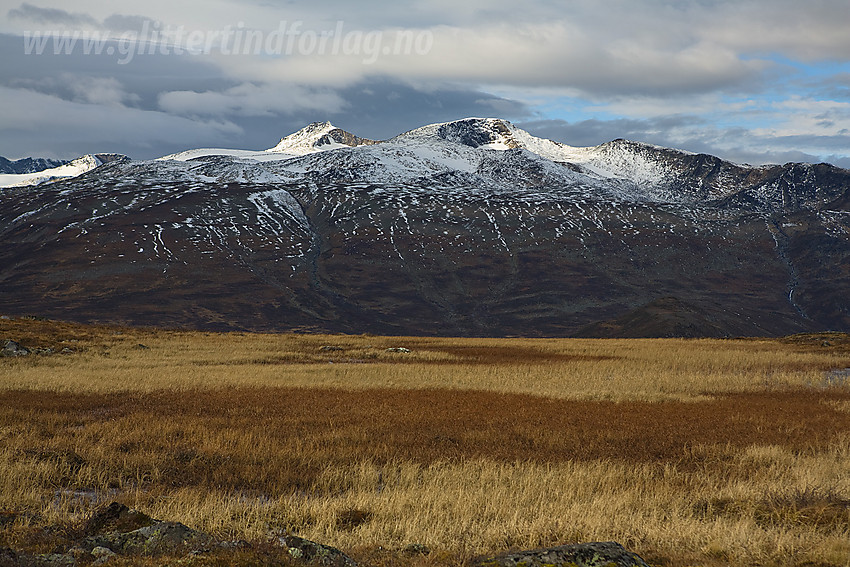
[1,319,850,566]
[2,321,848,401]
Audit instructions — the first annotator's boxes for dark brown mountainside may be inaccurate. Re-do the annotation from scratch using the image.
[2,119,848,336]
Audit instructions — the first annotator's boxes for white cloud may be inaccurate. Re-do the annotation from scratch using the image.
[198,21,765,97]
[2,0,849,166]
[748,98,850,144]
[65,75,140,106]
[4,1,846,97]
[697,0,850,61]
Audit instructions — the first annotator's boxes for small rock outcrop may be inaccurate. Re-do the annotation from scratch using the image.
[0,547,75,567]
[1,340,29,357]
[477,541,651,567]
[89,521,211,555]
[89,546,115,566]
[824,367,850,387]
[80,503,210,556]
[277,535,357,567]
[0,503,361,566]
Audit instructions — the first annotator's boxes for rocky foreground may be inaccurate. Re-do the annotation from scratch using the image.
[0,502,649,567]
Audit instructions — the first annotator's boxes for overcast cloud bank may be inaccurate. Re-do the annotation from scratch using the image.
[1,0,848,168]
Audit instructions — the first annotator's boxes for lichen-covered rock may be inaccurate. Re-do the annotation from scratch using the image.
[1,340,29,357]
[83,521,210,555]
[217,540,252,550]
[476,541,650,567]
[125,521,211,554]
[65,548,89,562]
[78,502,209,556]
[25,554,76,567]
[90,546,116,565]
[2,503,353,567]
[0,547,78,567]
[277,535,356,567]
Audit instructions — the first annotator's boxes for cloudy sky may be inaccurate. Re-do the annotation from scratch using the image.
[1,0,849,167]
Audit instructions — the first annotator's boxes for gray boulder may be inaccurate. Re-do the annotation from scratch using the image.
[277,535,357,567]
[1,340,29,357]
[477,541,650,567]
[78,502,211,556]
[82,521,210,555]
[90,547,116,565]
[0,549,76,567]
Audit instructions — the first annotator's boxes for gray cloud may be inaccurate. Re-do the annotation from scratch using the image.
[0,1,776,97]
[808,73,850,101]
[7,2,98,27]
[0,29,534,159]
[158,83,348,118]
[102,14,154,33]
[0,34,233,111]
[1,2,848,168]
[0,84,242,160]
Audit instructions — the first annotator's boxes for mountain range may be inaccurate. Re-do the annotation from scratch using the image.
[2,118,849,337]
[0,156,67,174]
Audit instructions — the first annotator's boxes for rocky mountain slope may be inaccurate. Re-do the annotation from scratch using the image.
[1,118,848,337]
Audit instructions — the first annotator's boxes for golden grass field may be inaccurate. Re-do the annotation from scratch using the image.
[2,318,850,566]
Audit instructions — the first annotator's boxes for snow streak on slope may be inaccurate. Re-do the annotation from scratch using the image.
[3,117,849,336]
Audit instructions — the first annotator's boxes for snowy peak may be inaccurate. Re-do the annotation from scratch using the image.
[10,117,845,215]
[266,121,377,155]
[436,118,521,150]
[392,117,590,163]
[0,156,67,174]
[0,153,127,187]
[392,118,521,149]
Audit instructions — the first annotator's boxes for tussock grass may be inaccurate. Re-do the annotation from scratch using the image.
[2,319,850,566]
[2,320,849,401]
[1,387,850,566]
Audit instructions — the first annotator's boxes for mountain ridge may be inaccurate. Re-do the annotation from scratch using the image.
[0,153,128,188]
[1,117,848,337]
[0,156,68,174]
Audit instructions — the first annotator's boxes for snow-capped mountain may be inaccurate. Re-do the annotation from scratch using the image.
[267,120,378,155]
[0,156,67,175]
[0,153,127,188]
[1,118,848,336]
